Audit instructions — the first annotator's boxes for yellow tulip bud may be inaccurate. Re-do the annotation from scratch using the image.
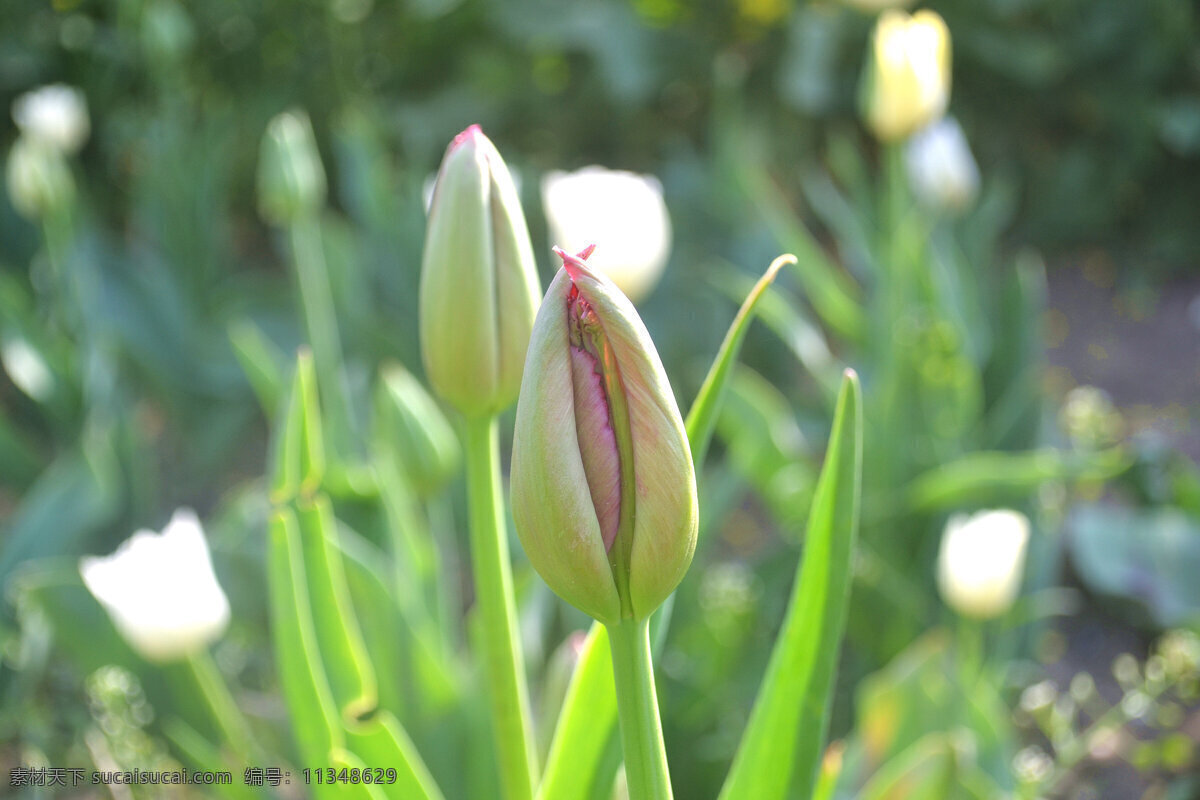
[862,9,951,142]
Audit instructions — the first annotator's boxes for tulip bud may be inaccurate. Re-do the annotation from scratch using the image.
[6,136,75,219]
[510,246,697,624]
[540,167,672,303]
[257,110,327,225]
[861,9,951,142]
[420,125,541,417]
[80,509,231,662]
[904,117,980,213]
[937,509,1030,619]
[372,363,460,494]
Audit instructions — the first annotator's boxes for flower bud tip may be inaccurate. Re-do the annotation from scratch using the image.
[452,124,484,149]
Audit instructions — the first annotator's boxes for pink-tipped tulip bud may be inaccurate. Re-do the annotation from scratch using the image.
[419,125,542,418]
[511,246,698,624]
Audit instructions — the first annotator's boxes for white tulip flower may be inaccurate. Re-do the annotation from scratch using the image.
[863,10,951,142]
[80,509,231,663]
[904,117,980,213]
[541,166,672,303]
[12,84,90,154]
[937,509,1030,620]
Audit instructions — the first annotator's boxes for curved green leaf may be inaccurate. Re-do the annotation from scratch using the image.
[718,369,862,800]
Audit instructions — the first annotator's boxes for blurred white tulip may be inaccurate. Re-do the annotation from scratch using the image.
[937,509,1030,619]
[12,84,90,154]
[81,509,231,663]
[904,117,980,213]
[541,166,672,303]
[863,9,951,142]
[6,136,75,219]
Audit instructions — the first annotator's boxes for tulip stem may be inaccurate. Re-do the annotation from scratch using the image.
[462,415,538,800]
[607,617,673,800]
[184,650,257,763]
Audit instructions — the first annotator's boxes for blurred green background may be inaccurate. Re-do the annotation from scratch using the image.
[2,0,1200,798]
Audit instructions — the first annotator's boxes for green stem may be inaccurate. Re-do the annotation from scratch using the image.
[289,215,356,447]
[184,650,257,762]
[462,415,538,800]
[607,617,672,800]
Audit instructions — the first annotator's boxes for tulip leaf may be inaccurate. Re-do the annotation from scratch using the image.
[686,253,796,468]
[904,447,1129,513]
[858,733,958,800]
[269,351,325,504]
[536,626,620,800]
[295,494,378,721]
[162,718,259,800]
[718,368,862,800]
[345,711,446,800]
[228,320,287,419]
[266,509,343,769]
[737,161,866,343]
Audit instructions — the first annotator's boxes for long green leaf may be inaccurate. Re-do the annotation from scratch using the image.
[686,252,795,468]
[904,447,1129,513]
[537,254,799,800]
[266,509,343,774]
[295,494,378,721]
[228,320,286,419]
[718,369,862,800]
[345,712,446,800]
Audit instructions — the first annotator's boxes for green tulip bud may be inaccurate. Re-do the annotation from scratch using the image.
[511,246,697,624]
[419,125,541,418]
[257,110,327,224]
[372,363,460,495]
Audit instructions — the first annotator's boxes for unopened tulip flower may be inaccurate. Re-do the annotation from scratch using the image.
[257,110,327,224]
[937,509,1030,619]
[904,117,979,213]
[373,363,460,494]
[12,85,89,154]
[541,167,672,303]
[862,9,951,142]
[80,509,231,662]
[6,137,74,219]
[420,125,542,418]
[511,245,698,624]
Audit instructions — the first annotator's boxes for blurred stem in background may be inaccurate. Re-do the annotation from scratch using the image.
[181,650,258,763]
[462,415,538,800]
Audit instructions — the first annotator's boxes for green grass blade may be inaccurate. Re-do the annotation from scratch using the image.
[539,258,798,800]
[686,253,796,468]
[718,369,862,800]
[266,508,342,766]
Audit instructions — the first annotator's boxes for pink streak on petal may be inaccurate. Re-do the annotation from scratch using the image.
[569,343,621,552]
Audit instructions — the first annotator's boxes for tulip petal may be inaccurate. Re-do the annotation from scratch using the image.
[511,268,622,625]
